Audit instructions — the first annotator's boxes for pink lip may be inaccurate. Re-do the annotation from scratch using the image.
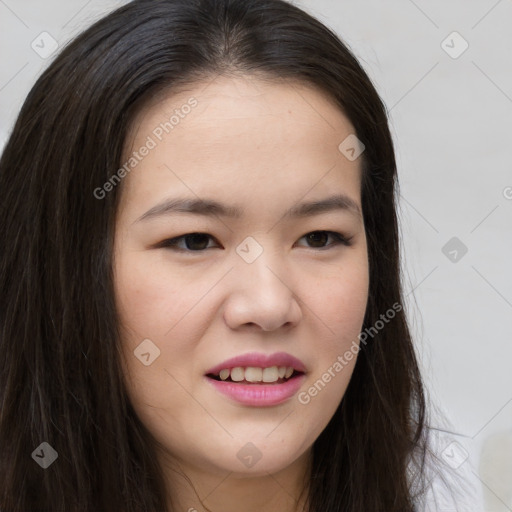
[205,351,307,376]
[205,373,306,406]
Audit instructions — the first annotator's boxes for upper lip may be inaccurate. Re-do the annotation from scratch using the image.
[205,352,307,376]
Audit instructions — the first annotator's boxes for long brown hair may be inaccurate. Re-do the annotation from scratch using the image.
[1,0,445,510]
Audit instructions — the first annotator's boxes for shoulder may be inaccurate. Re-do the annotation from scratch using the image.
[410,426,485,512]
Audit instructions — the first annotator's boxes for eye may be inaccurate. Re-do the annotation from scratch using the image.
[156,230,353,253]
[296,231,353,249]
[157,232,218,252]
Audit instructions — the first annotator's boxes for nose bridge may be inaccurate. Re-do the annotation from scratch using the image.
[224,236,301,330]
[235,236,291,300]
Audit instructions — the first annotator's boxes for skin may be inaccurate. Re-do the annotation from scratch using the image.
[113,74,369,512]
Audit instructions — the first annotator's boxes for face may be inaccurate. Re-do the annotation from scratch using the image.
[113,75,369,484]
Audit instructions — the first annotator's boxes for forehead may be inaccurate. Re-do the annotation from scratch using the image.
[118,75,362,217]
[126,74,356,151]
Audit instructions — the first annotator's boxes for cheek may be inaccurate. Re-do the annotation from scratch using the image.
[298,279,366,428]
[114,255,199,440]
[302,257,368,401]
[114,250,188,340]
[114,253,191,398]
[311,258,369,340]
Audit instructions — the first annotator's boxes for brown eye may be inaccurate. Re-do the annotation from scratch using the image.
[158,233,218,252]
[298,231,352,249]
[157,230,352,253]
[305,232,329,248]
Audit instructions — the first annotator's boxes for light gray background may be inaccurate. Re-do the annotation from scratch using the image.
[1,1,511,509]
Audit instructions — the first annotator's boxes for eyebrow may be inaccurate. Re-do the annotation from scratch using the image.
[135,194,363,223]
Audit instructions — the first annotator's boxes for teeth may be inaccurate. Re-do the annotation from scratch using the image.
[219,369,230,381]
[217,366,296,383]
[262,366,279,382]
[230,367,245,382]
[245,367,263,382]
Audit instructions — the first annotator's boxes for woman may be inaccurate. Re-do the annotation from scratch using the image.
[0,0,478,510]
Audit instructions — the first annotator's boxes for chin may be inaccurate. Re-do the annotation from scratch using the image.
[222,438,308,476]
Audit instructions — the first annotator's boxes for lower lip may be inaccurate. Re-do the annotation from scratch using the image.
[205,374,306,406]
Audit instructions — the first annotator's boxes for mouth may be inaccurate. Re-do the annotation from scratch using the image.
[204,352,307,406]
[206,366,305,385]
[204,366,307,407]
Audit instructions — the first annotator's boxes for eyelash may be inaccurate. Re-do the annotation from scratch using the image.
[156,231,354,253]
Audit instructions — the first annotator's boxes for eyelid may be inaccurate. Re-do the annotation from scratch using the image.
[155,230,354,252]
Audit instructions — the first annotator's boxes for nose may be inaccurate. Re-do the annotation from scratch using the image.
[223,249,303,332]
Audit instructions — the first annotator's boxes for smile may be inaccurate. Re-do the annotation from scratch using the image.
[207,365,299,383]
[204,351,308,406]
